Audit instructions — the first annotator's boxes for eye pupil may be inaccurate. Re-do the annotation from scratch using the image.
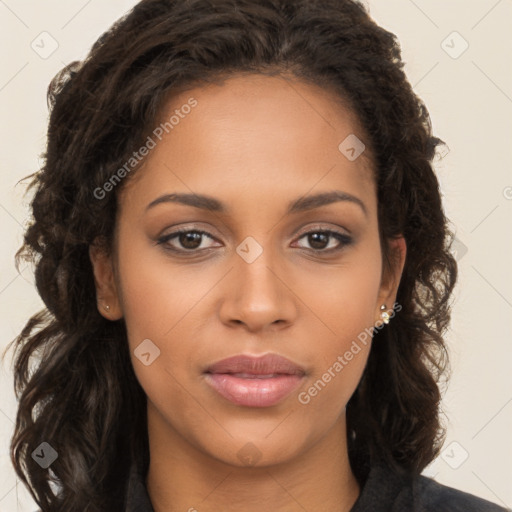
[180,231,202,249]
[309,232,329,249]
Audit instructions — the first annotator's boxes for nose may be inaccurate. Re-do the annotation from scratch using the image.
[218,243,298,333]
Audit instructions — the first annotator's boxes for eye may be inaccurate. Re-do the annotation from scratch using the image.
[157,229,219,252]
[294,229,353,253]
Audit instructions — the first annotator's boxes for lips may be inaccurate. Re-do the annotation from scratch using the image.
[204,354,306,407]
[205,353,306,376]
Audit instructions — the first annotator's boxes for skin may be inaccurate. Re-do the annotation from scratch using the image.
[90,73,406,512]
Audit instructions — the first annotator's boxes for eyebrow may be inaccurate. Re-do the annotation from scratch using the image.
[145,190,367,216]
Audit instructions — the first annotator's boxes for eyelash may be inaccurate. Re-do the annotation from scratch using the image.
[156,227,353,255]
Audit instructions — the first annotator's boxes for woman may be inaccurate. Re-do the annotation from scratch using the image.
[6,0,507,510]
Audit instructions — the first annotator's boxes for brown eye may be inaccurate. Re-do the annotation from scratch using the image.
[157,229,218,252]
[178,231,203,250]
[306,232,330,250]
[295,230,353,253]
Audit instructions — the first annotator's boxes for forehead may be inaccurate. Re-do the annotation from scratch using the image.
[119,73,376,215]
[161,72,369,157]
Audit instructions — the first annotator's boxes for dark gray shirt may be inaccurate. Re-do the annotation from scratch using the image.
[125,462,509,511]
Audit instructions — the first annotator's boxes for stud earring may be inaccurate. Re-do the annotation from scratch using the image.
[380,304,390,324]
[103,303,110,312]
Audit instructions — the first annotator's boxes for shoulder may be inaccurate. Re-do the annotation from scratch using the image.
[410,474,509,512]
[351,463,509,512]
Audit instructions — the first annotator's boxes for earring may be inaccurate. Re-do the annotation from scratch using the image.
[103,303,110,312]
[380,304,390,324]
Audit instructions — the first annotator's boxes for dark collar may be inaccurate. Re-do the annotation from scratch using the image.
[125,462,154,512]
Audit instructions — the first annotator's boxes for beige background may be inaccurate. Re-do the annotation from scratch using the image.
[1,1,511,510]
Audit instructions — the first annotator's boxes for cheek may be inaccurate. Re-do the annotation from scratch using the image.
[119,257,205,428]
[295,278,376,426]
[293,243,382,411]
[114,234,202,391]
[116,229,212,341]
[295,239,383,342]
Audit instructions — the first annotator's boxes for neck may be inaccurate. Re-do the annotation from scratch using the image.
[146,403,360,512]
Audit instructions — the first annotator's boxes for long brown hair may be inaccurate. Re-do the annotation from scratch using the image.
[4,0,457,510]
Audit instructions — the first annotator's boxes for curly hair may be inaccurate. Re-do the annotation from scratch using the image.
[4,0,457,510]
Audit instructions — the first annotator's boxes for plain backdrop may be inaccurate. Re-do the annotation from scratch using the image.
[1,1,511,510]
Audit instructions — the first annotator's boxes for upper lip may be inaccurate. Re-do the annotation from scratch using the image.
[205,353,305,376]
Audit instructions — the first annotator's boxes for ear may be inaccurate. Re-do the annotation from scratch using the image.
[375,236,406,323]
[89,237,123,320]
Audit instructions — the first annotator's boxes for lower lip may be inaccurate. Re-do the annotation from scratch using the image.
[204,373,304,407]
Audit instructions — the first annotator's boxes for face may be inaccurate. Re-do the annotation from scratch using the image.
[90,73,406,468]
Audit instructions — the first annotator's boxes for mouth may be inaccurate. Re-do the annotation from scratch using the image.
[203,353,306,408]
